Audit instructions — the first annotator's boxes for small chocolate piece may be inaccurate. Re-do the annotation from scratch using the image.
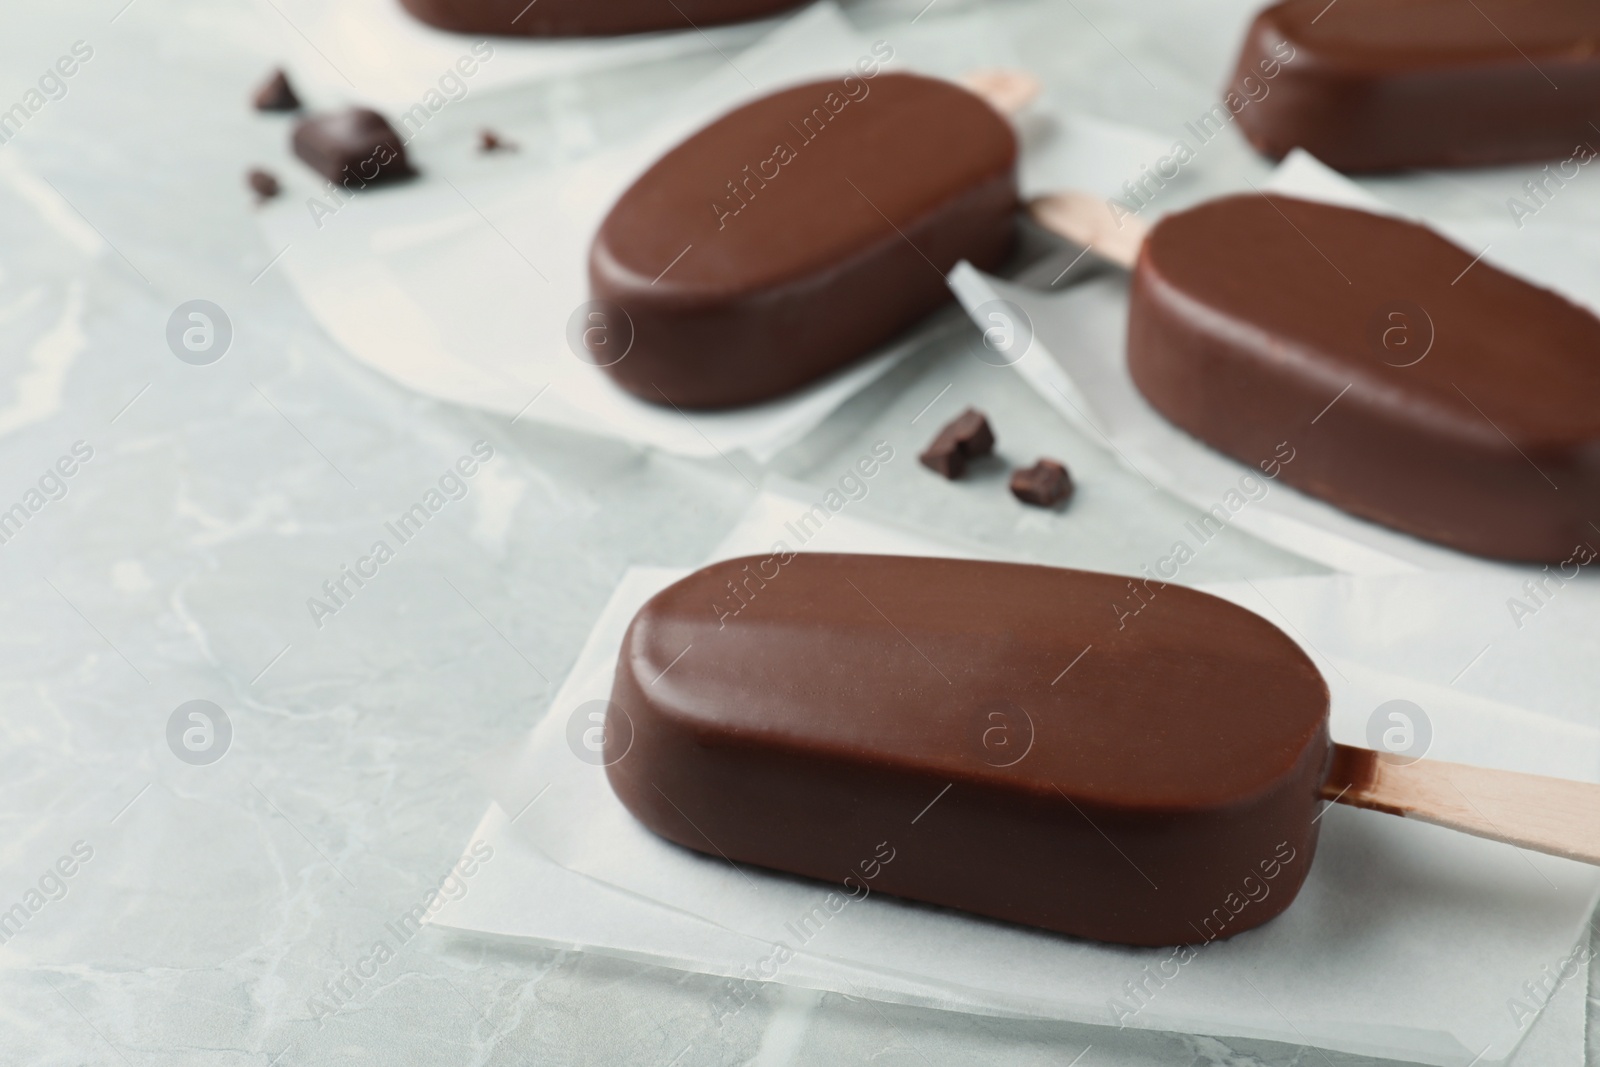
[1128,193,1600,562]
[1010,459,1071,508]
[398,0,806,37]
[607,554,1330,946]
[478,128,515,153]
[247,168,281,202]
[590,73,1018,409]
[919,408,995,480]
[1230,0,1600,172]
[252,68,301,112]
[291,109,415,189]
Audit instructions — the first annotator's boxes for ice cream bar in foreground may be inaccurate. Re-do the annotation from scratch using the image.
[603,554,1600,944]
[1230,0,1600,172]
[1128,193,1600,563]
[588,71,1018,409]
[606,553,1330,946]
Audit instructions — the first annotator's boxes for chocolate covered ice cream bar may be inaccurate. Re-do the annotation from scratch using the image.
[397,0,805,37]
[1128,193,1600,562]
[608,553,1330,946]
[588,70,1019,409]
[604,554,1600,945]
[1230,0,1600,172]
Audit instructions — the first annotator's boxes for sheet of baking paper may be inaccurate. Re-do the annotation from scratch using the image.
[435,492,1598,1066]
[268,0,779,108]
[950,149,1600,575]
[1218,570,1600,735]
[433,795,1591,1067]
[255,2,953,462]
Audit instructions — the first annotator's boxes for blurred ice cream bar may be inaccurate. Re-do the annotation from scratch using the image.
[1128,193,1600,562]
[587,69,1018,409]
[397,0,806,36]
[1230,0,1600,171]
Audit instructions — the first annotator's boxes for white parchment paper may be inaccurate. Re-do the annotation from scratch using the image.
[436,791,1591,1066]
[257,3,967,461]
[433,490,1600,1066]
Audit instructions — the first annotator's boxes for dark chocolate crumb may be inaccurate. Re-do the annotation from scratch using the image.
[919,408,996,480]
[291,108,415,188]
[1010,459,1073,508]
[478,128,517,153]
[247,168,281,202]
[252,69,301,112]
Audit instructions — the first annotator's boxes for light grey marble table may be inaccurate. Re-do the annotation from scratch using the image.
[0,0,1593,1064]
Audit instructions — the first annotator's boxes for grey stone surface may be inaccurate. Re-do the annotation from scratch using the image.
[0,0,1592,1064]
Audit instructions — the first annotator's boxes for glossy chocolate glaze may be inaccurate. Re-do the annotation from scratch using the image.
[606,554,1330,946]
[1129,194,1600,562]
[397,0,803,36]
[590,73,1018,409]
[1231,0,1600,172]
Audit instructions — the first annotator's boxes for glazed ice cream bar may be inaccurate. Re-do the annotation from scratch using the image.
[397,0,805,36]
[1128,193,1600,562]
[605,554,1600,945]
[1230,0,1600,171]
[589,70,1019,409]
[608,553,1330,946]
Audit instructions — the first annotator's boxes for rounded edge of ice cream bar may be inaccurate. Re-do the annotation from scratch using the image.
[602,554,1336,946]
[584,73,1020,409]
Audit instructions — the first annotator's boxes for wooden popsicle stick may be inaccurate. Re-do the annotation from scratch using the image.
[1324,742,1600,865]
[1028,190,1149,270]
[959,69,1041,119]
[955,74,1148,270]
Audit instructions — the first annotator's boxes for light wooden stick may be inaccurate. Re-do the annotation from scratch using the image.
[1324,742,1600,865]
[959,69,1041,119]
[1028,190,1149,270]
[956,75,1150,270]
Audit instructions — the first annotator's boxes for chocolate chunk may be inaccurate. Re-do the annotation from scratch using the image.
[606,553,1330,946]
[252,68,301,112]
[919,408,995,480]
[478,128,515,153]
[1010,459,1072,507]
[291,109,415,188]
[589,74,1018,409]
[247,168,281,202]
